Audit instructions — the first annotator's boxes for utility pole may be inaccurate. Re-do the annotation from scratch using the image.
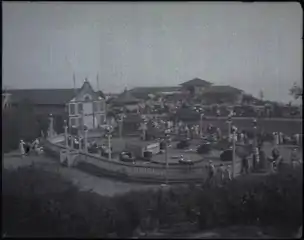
[200,113,204,138]
[64,120,68,148]
[231,125,237,178]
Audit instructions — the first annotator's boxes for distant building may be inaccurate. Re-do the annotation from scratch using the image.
[128,86,181,100]
[111,89,141,113]
[180,78,213,96]
[202,85,244,105]
[4,79,106,131]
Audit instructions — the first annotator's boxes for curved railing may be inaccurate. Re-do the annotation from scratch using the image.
[43,135,243,184]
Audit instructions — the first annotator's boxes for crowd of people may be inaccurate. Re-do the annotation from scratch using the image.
[134,95,301,119]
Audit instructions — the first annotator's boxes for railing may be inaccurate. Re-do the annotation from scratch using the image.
[43,136,243,183]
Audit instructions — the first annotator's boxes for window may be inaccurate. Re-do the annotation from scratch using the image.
[70,118,77,127]
[93,102,98,112]
[70,103,76,115]
[84,94,91,101]
[78,103,83,114]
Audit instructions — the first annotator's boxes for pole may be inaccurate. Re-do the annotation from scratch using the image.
[228,121,231,141]
[71,136,74,149]
[232,131,236,178]
[64,123,68,148]
[108,134,112,161]
[73,72,77,96]
[49,114,54,138]
[200,114,203,138]
[96,73,100,91]
[175,117,178,135]
[165,138,169,185]
[84,129,88,153]
[79,137,82,150]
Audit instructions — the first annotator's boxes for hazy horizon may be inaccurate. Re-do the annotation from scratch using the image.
[2,2,303,102]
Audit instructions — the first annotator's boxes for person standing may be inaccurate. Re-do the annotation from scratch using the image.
[219,163,226,182]
[290,148,299,168]
[240,132,245,145]
[279,132,284,145]
[275,132,280,146]
[259,147,267,171]
[295,133,300,146]
[225,165,232,181]
[19,140,25,157]
[241,155,249,174]
[207,160,216,185]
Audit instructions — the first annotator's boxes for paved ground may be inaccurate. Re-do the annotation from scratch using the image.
[88,136,302,167]
[3,152,161,197]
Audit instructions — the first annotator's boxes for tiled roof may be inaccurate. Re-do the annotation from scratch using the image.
[180,78,212,87]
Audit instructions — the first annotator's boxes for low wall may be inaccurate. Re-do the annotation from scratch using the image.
[43,136,243,184]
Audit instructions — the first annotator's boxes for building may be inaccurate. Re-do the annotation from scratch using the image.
[202,85,244,105]
[4,79,106,131]
[127,86,181,100]
[67,79,106,130]
[111,89,141,113]
[180,78,213,96]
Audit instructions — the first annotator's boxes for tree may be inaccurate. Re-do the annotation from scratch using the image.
[290,82,302,100]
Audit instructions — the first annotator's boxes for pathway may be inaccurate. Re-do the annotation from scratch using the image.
[3,152,161,197]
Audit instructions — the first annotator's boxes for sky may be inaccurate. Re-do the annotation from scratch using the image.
[2,2,303,102]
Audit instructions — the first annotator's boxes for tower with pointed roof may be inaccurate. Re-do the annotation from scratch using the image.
[67,78,106,131]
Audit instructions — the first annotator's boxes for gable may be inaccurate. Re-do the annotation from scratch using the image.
[72,81,100,102]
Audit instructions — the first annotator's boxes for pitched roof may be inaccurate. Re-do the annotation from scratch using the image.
[73,80,105,101]
[180,78,212,87]
[112,90,140,104]
[128,86,181,99]
[6,89,79,105]
[204,85,244,94]
[6,81,105,105]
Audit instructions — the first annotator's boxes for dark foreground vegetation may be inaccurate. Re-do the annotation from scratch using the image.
[2,100,64,154]
[2,165,302,238]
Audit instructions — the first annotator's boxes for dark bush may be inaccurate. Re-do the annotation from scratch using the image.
[2,165,302,237]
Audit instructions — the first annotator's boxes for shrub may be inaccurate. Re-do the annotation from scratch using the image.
[2,165,302,237]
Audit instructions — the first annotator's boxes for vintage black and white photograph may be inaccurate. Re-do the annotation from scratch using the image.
[2,1,303,238]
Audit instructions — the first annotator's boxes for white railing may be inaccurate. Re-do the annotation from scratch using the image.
[43,136,243,182]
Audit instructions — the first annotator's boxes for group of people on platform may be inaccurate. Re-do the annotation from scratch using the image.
[205,144,302,185]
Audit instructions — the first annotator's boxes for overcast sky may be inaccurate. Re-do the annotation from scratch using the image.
[2,2,302,102]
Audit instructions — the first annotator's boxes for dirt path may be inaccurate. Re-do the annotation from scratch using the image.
[3,153,160,197]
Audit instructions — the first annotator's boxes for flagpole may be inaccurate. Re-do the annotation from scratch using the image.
[73,72,76,96]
